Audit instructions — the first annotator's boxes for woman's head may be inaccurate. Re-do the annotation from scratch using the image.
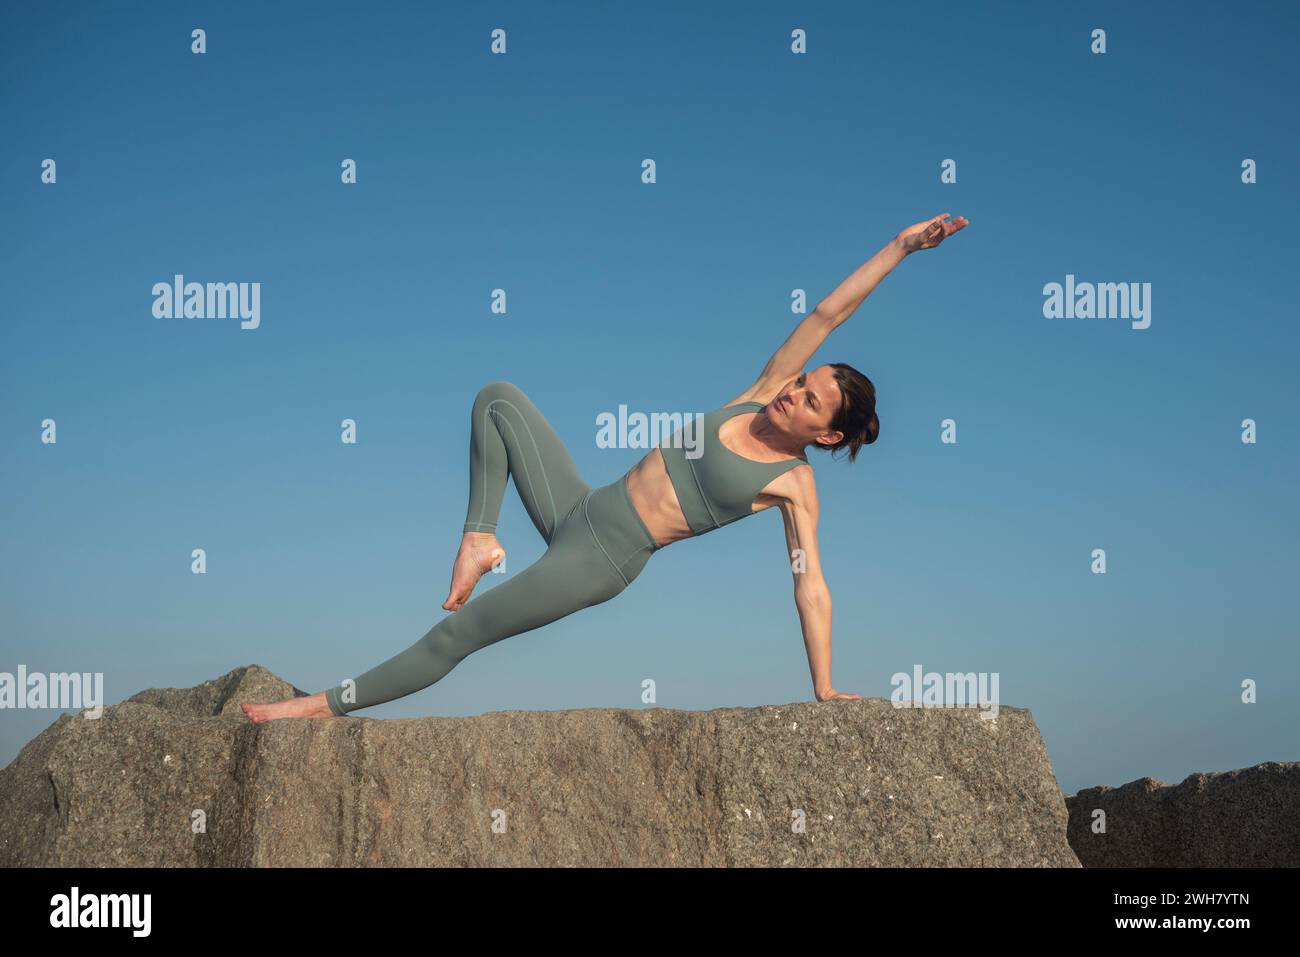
[773,363,878,462]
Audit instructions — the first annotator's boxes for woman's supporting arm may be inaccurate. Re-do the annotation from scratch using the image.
[794,567,862,703]
[797,586,835,698]
[778,477,860,701]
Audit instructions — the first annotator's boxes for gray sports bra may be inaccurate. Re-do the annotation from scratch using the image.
[658,401,808,536]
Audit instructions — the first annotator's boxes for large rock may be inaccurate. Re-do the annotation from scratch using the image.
[0,666,1078,866]
[1064,763,1300,867]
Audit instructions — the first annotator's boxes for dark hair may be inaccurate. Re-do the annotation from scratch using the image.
[817,362,879,463]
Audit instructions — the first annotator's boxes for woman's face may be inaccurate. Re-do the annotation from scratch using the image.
[771,366,842,445]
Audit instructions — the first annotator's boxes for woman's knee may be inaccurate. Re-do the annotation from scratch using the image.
[413,626,474,677]
[473,380,525,409]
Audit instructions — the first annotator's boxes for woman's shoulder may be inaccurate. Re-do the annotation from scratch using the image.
[767,457,817,499]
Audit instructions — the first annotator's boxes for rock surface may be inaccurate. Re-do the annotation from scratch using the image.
[0,665,1078,866]
[1064,762,1300,867]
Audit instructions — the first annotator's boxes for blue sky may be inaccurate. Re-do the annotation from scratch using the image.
[2,0,1297,797]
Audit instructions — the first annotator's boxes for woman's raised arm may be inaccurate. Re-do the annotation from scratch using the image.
[818,212,969,328]
[745,214,969,398]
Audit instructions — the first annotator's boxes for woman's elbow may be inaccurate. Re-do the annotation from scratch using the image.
[794,583,831,608]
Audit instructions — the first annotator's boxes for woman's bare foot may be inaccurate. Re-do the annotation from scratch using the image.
[444,531,505,611]
[241,691,335,723]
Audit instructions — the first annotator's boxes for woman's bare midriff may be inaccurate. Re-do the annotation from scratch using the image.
[624,449,793,548]
[623,448,697,548]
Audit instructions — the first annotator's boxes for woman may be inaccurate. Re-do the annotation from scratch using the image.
[243,212,969,722]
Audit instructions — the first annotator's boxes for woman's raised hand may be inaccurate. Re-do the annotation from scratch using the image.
[896,212,969,254]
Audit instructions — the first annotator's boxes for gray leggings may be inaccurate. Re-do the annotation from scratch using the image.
[325,381,660,716]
